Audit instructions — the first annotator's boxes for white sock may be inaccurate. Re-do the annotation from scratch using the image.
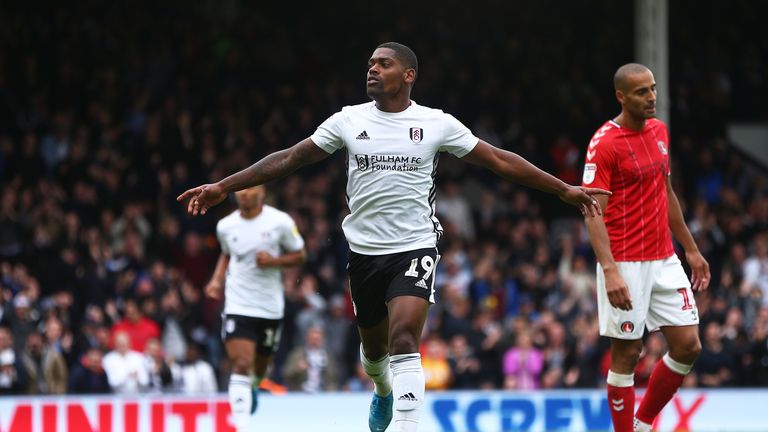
[663,353,694,375]
[634,417,652,432]
[229,374,252,430]
[606,370,635,387]
[390,353,424,432]
[361,345,393,397]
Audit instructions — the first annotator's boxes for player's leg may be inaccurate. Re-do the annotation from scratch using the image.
[596,261,650,432]
[634,325,700,432]
[385,247,439,432]
[359,318,393,395]
[348,250,394,432]
[249,319,281,411]
[359,318,395,432]
[607,338,643,432]
[252,353,272,386]
[635,256,701,431]
[387,295,430,432]
[226,337,256,430]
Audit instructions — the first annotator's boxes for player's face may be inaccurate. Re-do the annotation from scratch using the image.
[619,71,657,119]
[366,48,414,99]
[235,186,265,210]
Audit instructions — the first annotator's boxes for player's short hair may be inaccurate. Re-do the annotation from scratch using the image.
[377,42,418,79]
[614,63,651,92]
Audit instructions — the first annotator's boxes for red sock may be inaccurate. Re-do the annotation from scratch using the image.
[607,384,635,432]
[636,358,686,424]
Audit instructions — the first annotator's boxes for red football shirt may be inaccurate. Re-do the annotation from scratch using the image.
[581,118,674,261]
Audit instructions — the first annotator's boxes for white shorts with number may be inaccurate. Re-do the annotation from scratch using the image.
[597,254,699,340]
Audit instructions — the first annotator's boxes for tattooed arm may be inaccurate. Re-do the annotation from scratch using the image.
[177,138,331,215]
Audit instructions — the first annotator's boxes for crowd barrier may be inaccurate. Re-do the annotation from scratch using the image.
[0,388,765,431]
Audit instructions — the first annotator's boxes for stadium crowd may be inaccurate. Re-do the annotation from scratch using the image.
[0,1,766,395]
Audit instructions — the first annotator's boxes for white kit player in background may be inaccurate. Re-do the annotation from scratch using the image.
[205,185,306,431]
[180,42,608,432]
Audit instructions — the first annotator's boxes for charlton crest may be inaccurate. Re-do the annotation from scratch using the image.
[409,127,423,143]
[620,321,635,333]
[657,140,668,155]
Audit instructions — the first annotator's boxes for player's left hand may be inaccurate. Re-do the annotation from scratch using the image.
[686,250,710,291]
[559,186,612,217]
[256,252,278,267]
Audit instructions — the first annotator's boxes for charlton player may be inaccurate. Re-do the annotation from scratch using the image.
[582,63,710,432]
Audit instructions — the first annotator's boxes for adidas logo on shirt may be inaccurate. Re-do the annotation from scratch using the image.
[415,279,428,289]
[356,131,370,140]
[398,392,417,401]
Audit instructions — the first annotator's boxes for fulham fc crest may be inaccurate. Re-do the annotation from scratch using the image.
[355,154,370,171]
[410,127,423,143]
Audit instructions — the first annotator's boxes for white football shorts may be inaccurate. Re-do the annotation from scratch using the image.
[597,254,699,339]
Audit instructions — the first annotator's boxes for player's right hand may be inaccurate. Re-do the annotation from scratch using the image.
[605,268,632,311]
[205,280,223,300]
[177,183,227,216]
[559,186,611,217]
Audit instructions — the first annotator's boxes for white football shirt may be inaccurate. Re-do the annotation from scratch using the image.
[216,205,305,318]
[311,101,478,255]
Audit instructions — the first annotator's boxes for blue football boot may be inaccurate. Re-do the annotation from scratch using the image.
[250,387,259,414]
[368,392,393,432]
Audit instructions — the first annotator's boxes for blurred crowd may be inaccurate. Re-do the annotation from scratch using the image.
[0,1,766,395]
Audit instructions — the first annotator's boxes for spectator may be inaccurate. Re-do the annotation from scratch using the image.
[323,293,352,379]
[562,317,602,388]
[467,307,504,388]
[421,334,452,391]
[20,332,68,394]
[503,330,544,390]
[10,294,38,353]
[0,327,27,394]
[43,315,76,367]
[447,334,481,389]
[283,325,338,392]
[102,330,149,394]
[143,337,175,392]
[436,180,476,241]
[177,342,218,394]
[743,233,768,306]
[539,322,570,389]
[68,347,110,394]
[289,274,327,347]
[110,297,161,352]
[695,322,736,387]
[749,311,768,386]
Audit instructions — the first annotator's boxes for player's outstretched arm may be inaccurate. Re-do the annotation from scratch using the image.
[462,140,611,216]
[177,138,330,216]
[666,177,710,291]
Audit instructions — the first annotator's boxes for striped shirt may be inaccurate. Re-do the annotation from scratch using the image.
[581,118,674,261]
